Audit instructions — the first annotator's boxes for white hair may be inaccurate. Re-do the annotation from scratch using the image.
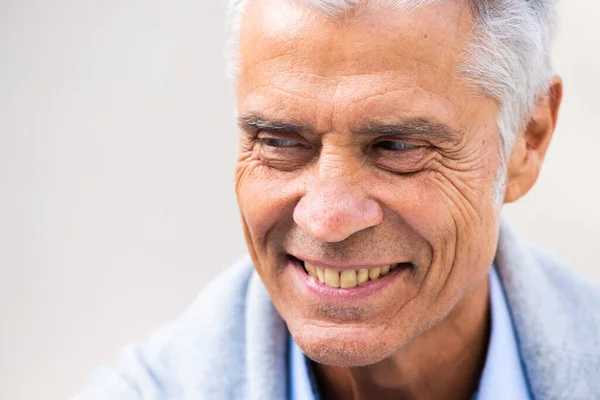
[225,0,557,205]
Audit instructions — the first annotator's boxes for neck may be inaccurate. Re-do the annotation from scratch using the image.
[313,276,491,400]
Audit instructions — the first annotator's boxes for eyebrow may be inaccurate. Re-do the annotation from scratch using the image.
[358,118,462,144]
[238,114,461,143]
[237,114,310,134]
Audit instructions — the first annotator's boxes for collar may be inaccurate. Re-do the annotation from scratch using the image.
[475,267,530,399]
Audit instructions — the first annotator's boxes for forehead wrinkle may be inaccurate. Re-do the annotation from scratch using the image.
[241,84,321,103]
[347,88,457,124]
[346,87,435,107]
[241,1,470,79]
[269,85,321,102]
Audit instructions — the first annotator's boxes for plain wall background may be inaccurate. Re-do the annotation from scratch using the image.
[1,1,598,399]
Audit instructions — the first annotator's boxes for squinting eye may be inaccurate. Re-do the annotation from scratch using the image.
[260,138,299,147]
[374,140,417,151]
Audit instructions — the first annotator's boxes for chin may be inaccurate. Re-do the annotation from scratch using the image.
[290,322,409,367]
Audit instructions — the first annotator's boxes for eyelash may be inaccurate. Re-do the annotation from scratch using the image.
[373,140,418,151]
[259,137,299,148]
[257,134,419,153]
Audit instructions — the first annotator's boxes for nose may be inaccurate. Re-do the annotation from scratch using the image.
[293,169,383,243]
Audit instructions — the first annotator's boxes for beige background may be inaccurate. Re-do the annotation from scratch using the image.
[1,1,598,399]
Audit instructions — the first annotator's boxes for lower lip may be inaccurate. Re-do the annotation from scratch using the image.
[288,258,409,303]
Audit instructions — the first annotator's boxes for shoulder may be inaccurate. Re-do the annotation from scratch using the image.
[521,246,600,396]
[497,219,600,323]
[183,254,255,328]
[531,244,600,293]
[500,230,600,342]
[496,221,600,398]
[170,254,255,357]
[528,245,600,330]
[73,256,256,400]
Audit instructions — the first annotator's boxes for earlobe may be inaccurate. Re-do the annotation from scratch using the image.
[503,76,563,204]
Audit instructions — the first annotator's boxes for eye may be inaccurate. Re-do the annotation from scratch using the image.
[259,137,300,148]
[373,140,418,151]
[256,130,301,148]
[255,132,313,171]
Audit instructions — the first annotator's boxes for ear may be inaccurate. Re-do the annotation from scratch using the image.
[503,76,563,204]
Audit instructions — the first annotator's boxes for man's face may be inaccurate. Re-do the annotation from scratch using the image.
[235,0,502,366]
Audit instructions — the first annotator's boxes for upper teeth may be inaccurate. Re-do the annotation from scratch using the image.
[304,262,397,289]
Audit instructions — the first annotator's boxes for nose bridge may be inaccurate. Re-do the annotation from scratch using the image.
[314,143,363,208]
[317,145,356,183]
[293,148,383,243]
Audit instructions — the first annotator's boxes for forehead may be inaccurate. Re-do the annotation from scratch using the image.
[237,0,486,131]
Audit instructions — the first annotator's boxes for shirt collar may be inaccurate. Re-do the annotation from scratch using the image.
[288,266,530,400]
[475,267,530,399]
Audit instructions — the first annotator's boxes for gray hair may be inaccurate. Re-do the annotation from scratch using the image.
[225,0,557,205]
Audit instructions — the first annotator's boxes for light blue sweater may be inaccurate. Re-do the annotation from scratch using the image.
[73,220,600,400]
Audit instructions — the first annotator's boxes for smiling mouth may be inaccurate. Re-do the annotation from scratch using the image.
[289,255,410,289]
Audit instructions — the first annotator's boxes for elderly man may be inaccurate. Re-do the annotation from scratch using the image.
[75,0,600,399]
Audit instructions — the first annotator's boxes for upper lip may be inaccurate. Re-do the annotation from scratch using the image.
[290,254,408,272]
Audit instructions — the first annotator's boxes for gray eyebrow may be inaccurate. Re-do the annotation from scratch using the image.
[237,114,310,133]
[357,118,462,143]
[238,114,461,143]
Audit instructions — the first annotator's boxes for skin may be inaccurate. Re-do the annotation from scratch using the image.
[233,0,563,398]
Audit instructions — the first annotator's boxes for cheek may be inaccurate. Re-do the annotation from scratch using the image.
[379,164,499,292]
[235,161,302,260]
[374,173,459,252]
[424,168,499,294]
